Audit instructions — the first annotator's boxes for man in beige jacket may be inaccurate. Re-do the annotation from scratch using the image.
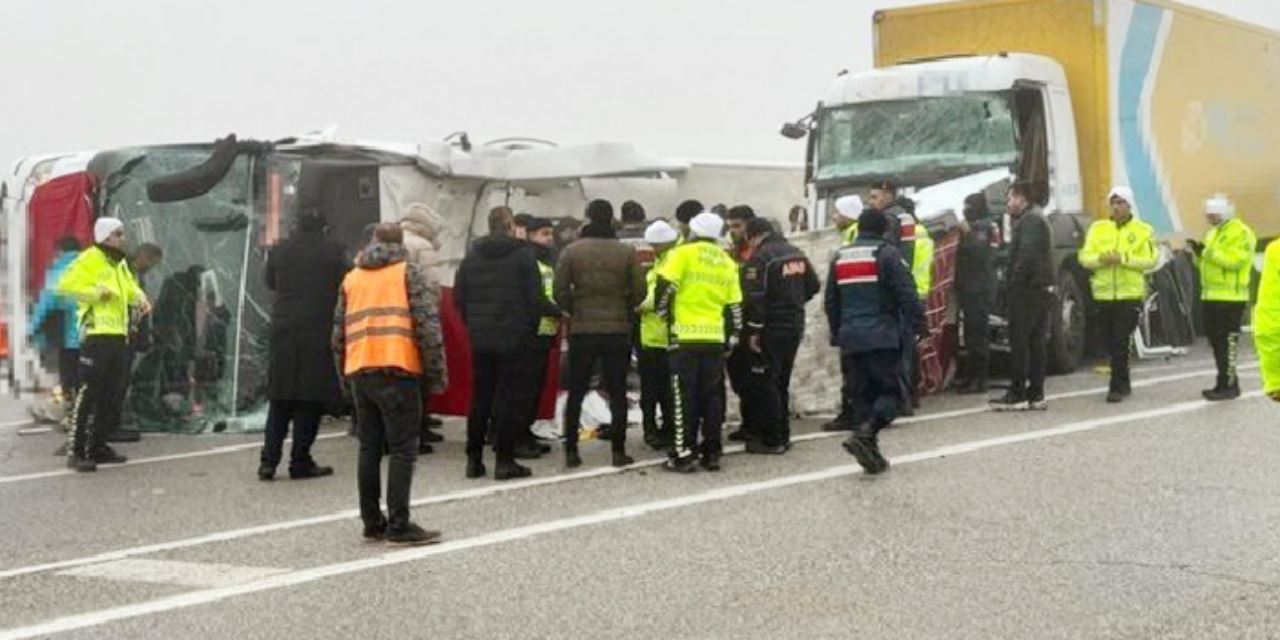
[400,203,447,449]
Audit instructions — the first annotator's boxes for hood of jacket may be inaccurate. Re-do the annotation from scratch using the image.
[357,241,408,269]
[471,234,527,259]
[401,204,444,249]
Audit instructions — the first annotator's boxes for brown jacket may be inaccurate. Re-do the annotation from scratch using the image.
[554,234,644,335]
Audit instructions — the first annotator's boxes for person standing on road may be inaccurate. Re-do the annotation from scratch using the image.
[56,218,152,472]
[655,212,743,473]
[511,217,562,459]
[724,205,758,443]
[334,223,445,545]
[739,217,820,454]
[555,199,645,469]
[825,210,925,475]
[455,206,548,481]
[636,220,680,451]
[991,183,1056,412]
[952,193,1000,394]
[400,202,448,450]
[31,237,84,435]
[832,194,864,246]
[1192,194,1257,401]
[1078,186,1157,403]
[868,180,908,258]
[259,211,349,481]
[1253,237,1280,401]
[823,194,869,433]
[674,199,704,240]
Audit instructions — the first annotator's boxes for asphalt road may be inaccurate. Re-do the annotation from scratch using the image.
[1,347,1278,639]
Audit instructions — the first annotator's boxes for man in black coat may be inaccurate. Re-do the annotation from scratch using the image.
[454,206,554,481]
[991,182,1056,412]
[953,193,1000,394]
[739,218,820,453]
[259,211,350,481]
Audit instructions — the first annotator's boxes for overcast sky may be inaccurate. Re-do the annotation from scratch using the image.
[3,0,1278,173]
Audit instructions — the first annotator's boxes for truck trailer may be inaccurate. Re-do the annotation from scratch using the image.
[797,0,1280,373]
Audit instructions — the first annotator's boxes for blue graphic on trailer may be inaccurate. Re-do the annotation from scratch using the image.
[1118,3,1174,234]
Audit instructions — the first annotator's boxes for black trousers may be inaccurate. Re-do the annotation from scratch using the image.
[844,349,902,434]
[351,374,421,531]
[899,332,917,404]
[260,399,324,472]
[563,334,630,449]
[726,344,754,431]
[1095,300,1141,393]
[837,355,859,424]
[959,290,993,383]
[468,349,525,460]
[637,346,675,442]
[670,344,726,458]
[1204,301,1246,389]
[513,338,553,446]
[1007,286,1053,398]
[743,329,803,447]
[58,347,81,396]
[69,336,129,458]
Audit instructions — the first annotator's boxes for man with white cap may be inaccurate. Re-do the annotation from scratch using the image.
[636,220,680,450]
[1078,186,1157,403]
[55,217,152,472]
[833,195,865,245]
[655,212,743,472]
[1192,194,1256,401]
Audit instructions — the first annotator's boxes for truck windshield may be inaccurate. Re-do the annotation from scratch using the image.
[816,93,1017,182]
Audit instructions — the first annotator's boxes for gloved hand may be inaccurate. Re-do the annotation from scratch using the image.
[916,325,931,342]
[1186,240,1204,256]
[725,333,740,353]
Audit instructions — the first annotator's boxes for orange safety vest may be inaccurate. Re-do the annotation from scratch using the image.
[341,262,423,376]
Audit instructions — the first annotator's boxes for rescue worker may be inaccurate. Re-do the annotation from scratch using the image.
[740,217,820,453]
[259,211,348,481]
[1191,194,1257,401]
[991,182,1055,412]
[636,220,680,450]
[333,223,445,545]
[1078,186,1157,403]
[952,193,1000,394]
[1253,237,1280,401]
[455,206,549,480]
[555,199,645,468]
[825,210,925,475]
[655,212,743,473]
[512,217,560,457]
[56,218,152,472]
[833,194,863,245]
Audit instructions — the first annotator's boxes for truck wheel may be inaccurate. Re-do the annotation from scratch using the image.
[1049,272,1086,374]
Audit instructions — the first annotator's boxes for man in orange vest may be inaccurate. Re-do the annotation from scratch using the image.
[333,223,446,546]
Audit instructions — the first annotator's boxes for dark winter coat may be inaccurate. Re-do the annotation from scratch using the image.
[1007,205,1056,290]
[266,228,349,402]
[454,234,550,354]
[742,233,821,333]
[824,233,925,355]
[553,229,645,335]
[956,216,1000,295]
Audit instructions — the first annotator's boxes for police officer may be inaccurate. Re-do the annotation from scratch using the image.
[1078,186,1157,403]
[1253,237,1280,400]
[636,220,680,450]
[740,217,820,453]
[512,217,561,458]
[1193,194,1257,401]
[656,212,743,473]
[953,193,1000,394]
[833,195,863,245]
[825,210,925,474]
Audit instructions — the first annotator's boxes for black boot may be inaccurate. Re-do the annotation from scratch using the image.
[494,459,532,481]
[611,447,634,468]
[842,433,888,474]
[564,444,582,469]
[1203,384,1241,401]
[465,454,486,479]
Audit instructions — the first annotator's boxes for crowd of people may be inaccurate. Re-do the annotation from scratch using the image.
[27,178,1280,546]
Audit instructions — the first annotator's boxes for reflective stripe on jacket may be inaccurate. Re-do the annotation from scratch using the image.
[912,233,934,298]
[638,252,670,349]
[55,245,145,338]
[655,240,742,344]
[1078,217,1157,301]
[537,260,558,337]
[1199,217,1256,302]
[1254,239,1280,393]
[341,261,423,376]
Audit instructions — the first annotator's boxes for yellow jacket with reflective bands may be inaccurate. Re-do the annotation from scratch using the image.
[1199,218,1256,302]
[1078,218,1157,301]
[55,245,146,338]
[655,240,742,344]
[912,233,934,297]
[1253,239,1280,393]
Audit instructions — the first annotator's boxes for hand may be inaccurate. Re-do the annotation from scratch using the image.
[916,326,931,342]
[726,334,740,352]
[1269,390,1280,403]
[748,334,762,353]
[138,298,153,316]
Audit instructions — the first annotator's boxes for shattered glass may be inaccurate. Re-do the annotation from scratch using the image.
[97,148,268,433]
[816,93,1018,182]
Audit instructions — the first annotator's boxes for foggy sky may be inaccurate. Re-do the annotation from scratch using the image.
[2,0,1278,173]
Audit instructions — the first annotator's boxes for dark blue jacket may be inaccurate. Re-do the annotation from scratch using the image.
[824,234,925,355]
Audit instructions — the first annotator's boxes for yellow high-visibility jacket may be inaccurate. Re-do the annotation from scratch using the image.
[1078,217,1158,301]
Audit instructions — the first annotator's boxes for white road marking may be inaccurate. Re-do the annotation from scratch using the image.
[58,559,289,589]
[0,419,35,430]
[0,432,347,485]
[0,392,1258,640]
[0,364,1250,580]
